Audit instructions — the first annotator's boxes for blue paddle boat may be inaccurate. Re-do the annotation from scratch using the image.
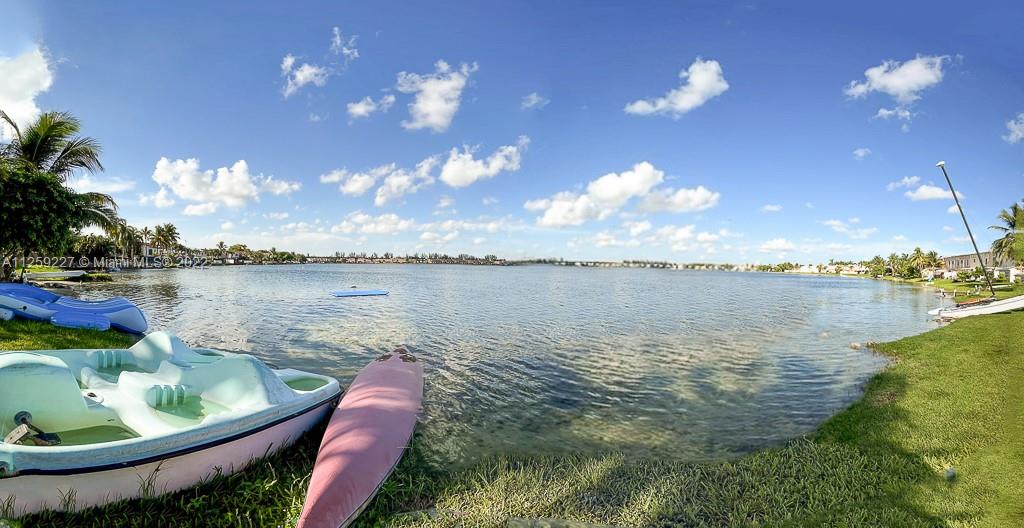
[331,289,389,297]
[0,283,147,334]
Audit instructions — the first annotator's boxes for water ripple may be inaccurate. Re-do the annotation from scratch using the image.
[78,265,938,467]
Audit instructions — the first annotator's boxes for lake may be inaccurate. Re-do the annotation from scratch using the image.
[81,265,939,467]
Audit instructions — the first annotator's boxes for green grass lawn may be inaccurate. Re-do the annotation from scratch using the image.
[1,313,1022,527]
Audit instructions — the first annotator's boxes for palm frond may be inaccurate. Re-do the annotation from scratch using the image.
[0,109,23,143]
[75,191,120,232]
[48,136,104,178]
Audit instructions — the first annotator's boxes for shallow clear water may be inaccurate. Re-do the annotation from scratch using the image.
[79,265,939,467]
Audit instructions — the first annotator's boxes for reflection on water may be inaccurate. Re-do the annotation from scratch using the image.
[79,265,939,467]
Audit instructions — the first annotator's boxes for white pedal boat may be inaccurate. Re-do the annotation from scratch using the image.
[931,294,1024,319]
[0,332,340,516]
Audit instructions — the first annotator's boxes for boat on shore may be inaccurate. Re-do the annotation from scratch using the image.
[933,294,1024,319]
[0,283,147,333]
[0,332,341,517]
[298,348,423,528]
[22,271,87,280]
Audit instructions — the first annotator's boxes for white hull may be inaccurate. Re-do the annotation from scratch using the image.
[23,271,87,280]
[1,400,332,517]
[938,294,1024,319]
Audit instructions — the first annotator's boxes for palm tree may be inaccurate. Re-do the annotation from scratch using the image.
[110,221,142,261]
[0,110,103,179]
[153,223,180,255]
[216,241,227,260]
[990,201,1024,265]
[887,253,900,277]
[909,247,927,272]
[1,109,118,232]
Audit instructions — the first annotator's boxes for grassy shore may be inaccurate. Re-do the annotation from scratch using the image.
[2,313,1022,527]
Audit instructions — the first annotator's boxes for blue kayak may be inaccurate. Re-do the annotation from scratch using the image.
[0,283,148,333]
[331,289,389,297]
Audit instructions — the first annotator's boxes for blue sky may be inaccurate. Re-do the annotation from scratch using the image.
[2,1,1022,262]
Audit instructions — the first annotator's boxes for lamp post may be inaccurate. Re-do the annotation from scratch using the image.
[936,161,996,297]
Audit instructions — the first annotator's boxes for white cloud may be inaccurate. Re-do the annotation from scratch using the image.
[280,28,356,99]
[875,107,912,121]
[805,202,815,209]
[948,204,959,214]
[330,26,359,64]
[397,60,477,132]
[624,220,652,236]
[265,212,290,220]
[624,58,729,118]
[375,155,439,206]
[281,61,329,98]
[347,94,396,119]
[760,238,795,253]
[482,196,499,206]
[0,46,54,140]
[886,175,920,191]
[521,92,549,110]
[852,147,872,160]
[761,204,783,212]
[891,235,906,242]
[526,162,666,227]
[525,193,598,227]
[69,175,136,194]
[849,228,878,240]
[261,177,301,195]
[823,219,877,239]
[440,136,529,188]
[1003,113,1024,144]
[321,155,439,205]
[330,211,417,235]
[183,202,218,216]
[472,237,486,245]
[696,231,720,243]
[436,195,455,211]
[640,185,720,213]
[221,221,236,231]
[904,184,959,201]
[647,225,696,251]
[148,157,298,213]
[822,219,844,231]
[423,217,518,234]
[942,225,954,232]
[280,55,296,76]
[420,230,459,243]
[589,231,640,248]
[320,165,389,196]
[526,162,717,227]
[845,55,948,104]
[138,187,175,208]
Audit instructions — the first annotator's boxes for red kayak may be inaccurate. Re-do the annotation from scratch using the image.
[298,349,424,528]
[956,297,997,308]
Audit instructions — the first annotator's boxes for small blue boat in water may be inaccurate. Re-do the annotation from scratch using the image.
[0,283,148,334]
[331,289,389,297]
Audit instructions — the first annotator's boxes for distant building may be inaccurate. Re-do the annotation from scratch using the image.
[941,251,1013,271]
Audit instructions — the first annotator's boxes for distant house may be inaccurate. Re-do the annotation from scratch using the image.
[838,264,867,275]
[941,251,1014,271]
